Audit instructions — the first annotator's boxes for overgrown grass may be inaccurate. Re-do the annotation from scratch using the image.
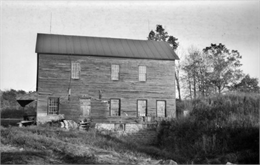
[157,93,259,164]
[1,126,163,164]
[1,126,96,164]
[1,92,259,164]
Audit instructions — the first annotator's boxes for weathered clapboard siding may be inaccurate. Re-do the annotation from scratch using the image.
[37,53,176,123]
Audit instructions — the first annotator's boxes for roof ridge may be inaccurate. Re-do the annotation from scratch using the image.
[37,33,155,42]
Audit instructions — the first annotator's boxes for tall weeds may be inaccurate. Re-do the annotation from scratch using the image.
[157,93,259,164]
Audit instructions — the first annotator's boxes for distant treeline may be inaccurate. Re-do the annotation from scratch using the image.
[0,89,36,111]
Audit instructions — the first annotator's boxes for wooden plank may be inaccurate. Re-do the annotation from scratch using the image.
[37,54,177,122]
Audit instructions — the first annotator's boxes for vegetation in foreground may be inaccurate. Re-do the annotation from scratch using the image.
[158,93,259,164]
[1,125,166,164]
[1,93,259,164]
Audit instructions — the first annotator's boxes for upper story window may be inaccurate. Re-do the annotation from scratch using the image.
[139,66,146,82]
[71,62,80,79]
[48,97,59,115]
[111,64,119,80]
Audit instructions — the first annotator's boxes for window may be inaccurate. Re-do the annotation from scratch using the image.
[111,64,119,80]
[48,97,59,115]
[71,62,80,79]
[139,66,146,81]
[137,100,147,117]
[80,98,91,117]
[157,100,166,117]
[110,99,120,116]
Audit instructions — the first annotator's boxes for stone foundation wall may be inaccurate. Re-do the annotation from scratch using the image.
[37,114,65,125]
[95,123,158,145]
[95,123,157,133]
[95,123,145,133]
[95,123,115,131]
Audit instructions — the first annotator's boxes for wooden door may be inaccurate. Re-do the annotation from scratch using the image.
[157,101,166,117]
[138,100,147,117]
[80,99,91,117]
[110,99,120,116]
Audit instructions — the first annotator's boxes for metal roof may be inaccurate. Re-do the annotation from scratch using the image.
[35,33,179,60]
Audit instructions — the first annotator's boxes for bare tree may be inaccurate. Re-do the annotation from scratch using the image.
[182,46,202,99]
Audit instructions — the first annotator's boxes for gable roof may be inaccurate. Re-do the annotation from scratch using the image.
[35,33,179,60]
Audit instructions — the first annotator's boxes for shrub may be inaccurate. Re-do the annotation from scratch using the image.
[1,108,25,118]
[176,99,193,118]
[1,119,22,127]
[156,93,260,164]
[176,100,185,118]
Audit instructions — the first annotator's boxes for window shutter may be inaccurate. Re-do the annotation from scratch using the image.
[71,63,74,78]
[76,62,80,78]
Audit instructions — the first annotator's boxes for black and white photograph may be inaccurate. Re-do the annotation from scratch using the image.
[0,0,259,164]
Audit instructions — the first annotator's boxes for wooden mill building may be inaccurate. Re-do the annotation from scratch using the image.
[35,33,179,124]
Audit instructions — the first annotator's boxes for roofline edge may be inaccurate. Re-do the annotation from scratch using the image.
[37,53,178,61]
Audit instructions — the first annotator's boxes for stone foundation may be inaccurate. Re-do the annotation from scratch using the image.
[95,123,156,133]
[37,114,65,125]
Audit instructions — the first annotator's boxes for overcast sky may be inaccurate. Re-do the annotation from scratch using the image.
[1,0,259,91]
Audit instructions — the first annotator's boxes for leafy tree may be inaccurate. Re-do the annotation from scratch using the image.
[148,25,179,50]
[203,43,244,94]
[148,25,181,99]
[0,89,26,110]
[230,74,260,93]
[182,43,244,98]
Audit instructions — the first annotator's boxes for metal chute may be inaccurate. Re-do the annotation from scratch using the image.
[16,92,37,107]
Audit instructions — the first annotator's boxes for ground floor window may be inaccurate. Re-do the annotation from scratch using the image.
[110,99,120,116]
[48,97,59,115]
[137,100,147,117]
[80,98,91,117]
[157,100,166,117]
